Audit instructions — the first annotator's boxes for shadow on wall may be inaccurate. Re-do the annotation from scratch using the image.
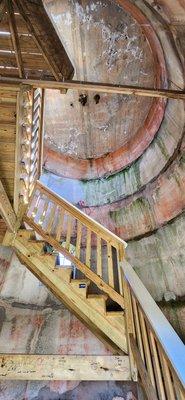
[31,381,138,400]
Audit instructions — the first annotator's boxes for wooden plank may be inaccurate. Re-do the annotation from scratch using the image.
[75,219,82,259]
[97,236,102,277]
[55,208,65,242]
[23,215,125,309]
[0,178,16,231]
[65,214,72,250]
[107,243,114,288]
[7,0,24,78]
[0,104,16,123]
[132,296,145,362]
[148,330,166,400]
[0,76,185,100]
[14,232,128,353]
[160,351,176,400]
[129,334,158,400]
[138,309,156,389]
[0,35,40,53]
[0,355,130,381]
[0,0,6,22]
[122,278,137,382]
[85,228,91,268]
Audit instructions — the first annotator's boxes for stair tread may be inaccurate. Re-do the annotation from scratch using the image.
[88,294,108,300]
[107,311,124,316]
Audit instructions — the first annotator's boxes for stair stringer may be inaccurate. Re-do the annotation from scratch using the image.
[13,231,128,355]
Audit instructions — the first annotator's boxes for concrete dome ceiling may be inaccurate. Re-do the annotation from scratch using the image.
[43,0,168,179]
[42,0,185,310]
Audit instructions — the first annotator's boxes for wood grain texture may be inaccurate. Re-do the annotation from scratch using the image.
[0,355,130,380]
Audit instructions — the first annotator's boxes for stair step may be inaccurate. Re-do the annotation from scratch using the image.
[70,279,90,298]
[17,229,35,240]
[106,311,124,316]
[106,312,126,335]
[53,267,72,283]
[38,254,56,269]
[87,294,108,315]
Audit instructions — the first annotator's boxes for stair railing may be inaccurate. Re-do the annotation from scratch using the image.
[121,261,185,400]
[24,180,127,308]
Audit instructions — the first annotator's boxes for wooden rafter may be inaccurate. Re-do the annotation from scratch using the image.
[13,0,74,81]
[0,0,6,21]
[0,77,185,100]
[0,355,130,380]
[7,0,24,78]
[0,179,16,232]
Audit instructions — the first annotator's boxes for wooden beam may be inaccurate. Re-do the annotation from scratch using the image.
[0,77,185,100]
[0,355,130,380]
[129,334,158,400]
[13,0,74,81]
[0,179,16,232]
[7,0,24,79]
[0,0,6,22]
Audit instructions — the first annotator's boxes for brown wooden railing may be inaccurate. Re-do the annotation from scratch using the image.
[24,180,127,308]
[121,261,185,400]
[14,85,44,213]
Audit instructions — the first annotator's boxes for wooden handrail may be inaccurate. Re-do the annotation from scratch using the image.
[121,261,185,400]
[35,181,127,249]
[24,181,126,308]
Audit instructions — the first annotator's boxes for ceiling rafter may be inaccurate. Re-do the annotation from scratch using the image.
[0,0,6,21]
[7,0,24,78]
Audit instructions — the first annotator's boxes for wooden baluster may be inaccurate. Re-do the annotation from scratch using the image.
[31,193,41,219]
[86,228,91,268]
[76,220,82,259]
[97,236,102,277]
[173,377,184,400]
[38,199,49,226]
[123,280,137,381]
[117,245,124,295]
[66,214,72,251]
[56,208,65,241]
[148,330,166,400]
[160,351,176,400]
[138,309,156,390]
[45,203,56,234]
[132,296,145,362]
[27,191,39,218]
[107,243,114,288]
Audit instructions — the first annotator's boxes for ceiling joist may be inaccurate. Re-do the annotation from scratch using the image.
[0,77,185,100]
[0,0,6,21]
[7,0,24,78]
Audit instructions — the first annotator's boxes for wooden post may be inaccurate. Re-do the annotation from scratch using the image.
[0,179,16,232]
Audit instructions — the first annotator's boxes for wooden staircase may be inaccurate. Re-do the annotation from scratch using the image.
[13,229,128,354]
[3,180,185,399]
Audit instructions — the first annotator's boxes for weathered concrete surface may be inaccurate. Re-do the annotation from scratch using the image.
[126,213,185,302]
[43,0,166,179]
